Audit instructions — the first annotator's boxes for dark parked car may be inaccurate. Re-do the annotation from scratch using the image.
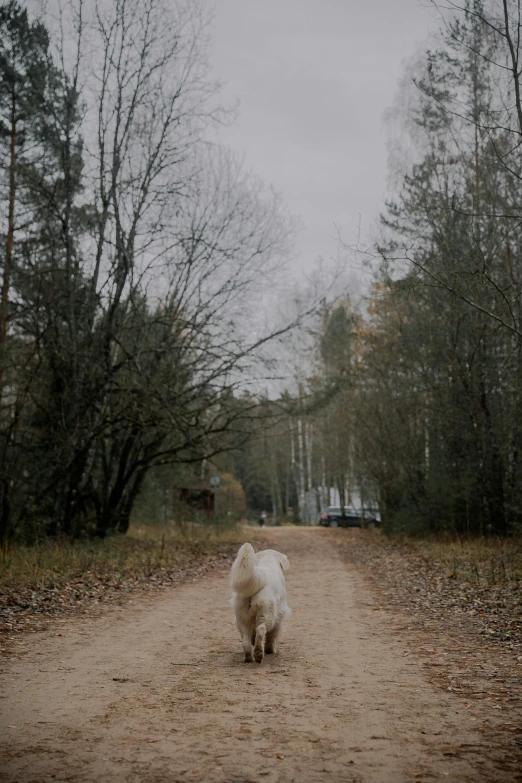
[317,506,379,528]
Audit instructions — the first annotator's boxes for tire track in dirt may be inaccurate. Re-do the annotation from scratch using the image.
[0,528,509,782]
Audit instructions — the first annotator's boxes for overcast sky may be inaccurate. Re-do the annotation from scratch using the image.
[208,0,439,287]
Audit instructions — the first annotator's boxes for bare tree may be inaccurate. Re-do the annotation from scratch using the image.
[0,0,304,540]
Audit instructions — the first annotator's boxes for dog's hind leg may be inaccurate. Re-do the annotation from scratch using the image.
[241,629,254,663]
[254,622,266,664]
[265,624,280,654]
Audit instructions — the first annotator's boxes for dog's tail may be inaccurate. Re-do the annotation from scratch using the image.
[230,543,265,596]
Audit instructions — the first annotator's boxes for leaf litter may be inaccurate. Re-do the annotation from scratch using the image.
[0,529,243,647]
[335,529,522,780]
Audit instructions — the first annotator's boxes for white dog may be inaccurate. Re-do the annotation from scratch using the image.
[230,543,291,664]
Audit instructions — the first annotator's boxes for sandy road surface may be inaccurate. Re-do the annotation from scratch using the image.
[0,528,505,782]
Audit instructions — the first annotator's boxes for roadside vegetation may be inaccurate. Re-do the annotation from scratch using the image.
[0,522,248,638]
[234,0,522,538]
[338,530,522,651]
[0,0,299,545]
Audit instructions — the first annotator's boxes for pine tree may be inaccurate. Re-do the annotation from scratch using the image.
[0,0,49,399]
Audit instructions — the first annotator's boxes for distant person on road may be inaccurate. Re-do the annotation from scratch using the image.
[258,510,267,527]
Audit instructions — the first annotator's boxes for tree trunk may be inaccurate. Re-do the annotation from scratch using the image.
[0,91,17,405]
[296,418,306,522]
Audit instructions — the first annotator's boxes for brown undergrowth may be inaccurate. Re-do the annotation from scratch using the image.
[335,529,522,779]
[336,531,522,650]
[0,523,247,644]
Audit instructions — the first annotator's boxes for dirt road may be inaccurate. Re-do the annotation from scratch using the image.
[0,528,511,782]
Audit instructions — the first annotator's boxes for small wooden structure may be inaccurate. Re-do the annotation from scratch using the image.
[178,486,215,519]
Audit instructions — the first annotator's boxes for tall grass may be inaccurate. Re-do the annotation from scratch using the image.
[0,522,247,592]
[412,536,522,584]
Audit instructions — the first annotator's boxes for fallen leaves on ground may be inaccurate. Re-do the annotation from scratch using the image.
[335,530,522,781]
[0,531,241,645]
[335,531,522,651]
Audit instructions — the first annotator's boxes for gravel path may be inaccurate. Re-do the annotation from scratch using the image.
[0,528,508,782]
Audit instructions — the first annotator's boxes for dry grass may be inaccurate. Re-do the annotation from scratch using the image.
[401,535,522,585]
[0,522,250,638]
[0,522,247,595]
[334,530,522,779]
[336,529,522,650]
